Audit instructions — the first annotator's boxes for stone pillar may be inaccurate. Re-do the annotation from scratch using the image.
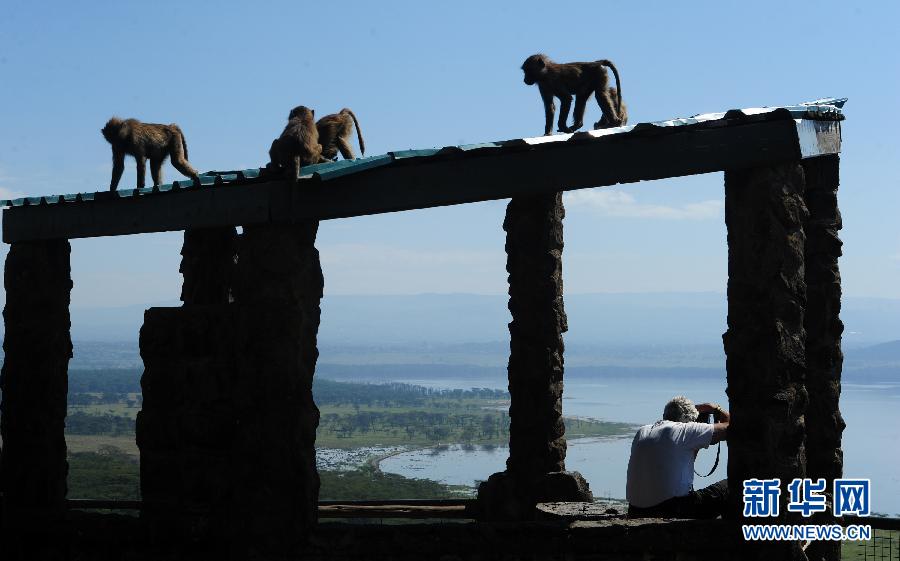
[477,193,592,520]
[229,221,323,554]
[180,227,238,305]
[724,164,808,559]
[139,221,322,556]
[802,155,844,561]
[0,240,72,522]
[139,225,239,540]
[137,304,238,538]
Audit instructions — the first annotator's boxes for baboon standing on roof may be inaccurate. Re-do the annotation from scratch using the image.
[101,117,200,191]
[316,108,365,161]
[268,105,322,181]
[520,53,624,135]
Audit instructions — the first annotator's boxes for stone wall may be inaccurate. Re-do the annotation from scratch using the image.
[724,163,809,560]
[137,304,238,538]
[0,240,72,525]
[6,513,750,561]
[230,222,323,552]
[138,221,323,557]
[180,227,238,305]
[802,155,844,561]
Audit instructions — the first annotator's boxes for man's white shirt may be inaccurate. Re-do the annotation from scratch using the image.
[625,420,714,508]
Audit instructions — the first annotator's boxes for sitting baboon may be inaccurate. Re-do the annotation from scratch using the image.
[520,53,624,135]
[594,88,627,129]
[101,117,200,191]
[268,105,322,181]
[316,108,365,161]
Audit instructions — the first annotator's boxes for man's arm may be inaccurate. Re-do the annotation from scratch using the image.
[697,403,730,444]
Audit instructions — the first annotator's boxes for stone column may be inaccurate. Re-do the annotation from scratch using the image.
[137,304,238,538]
[139,221,321,556]
[139,225,238,539]
[724,164,808,559]
[229,221,323,554]
[180,227,238,305]
[477,193,591,520]
[0,240,72,522]
[802,155,844,561]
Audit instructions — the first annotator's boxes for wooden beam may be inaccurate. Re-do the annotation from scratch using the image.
[2,116,837,243]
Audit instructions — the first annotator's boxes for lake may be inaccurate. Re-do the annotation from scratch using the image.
[374,374,900,516]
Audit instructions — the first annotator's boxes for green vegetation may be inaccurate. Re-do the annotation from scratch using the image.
[841,528,899,560]
[67,446,140,500]
[66,411,135,435]
[60,369,634,502]
[314,378,632,448]
[67,368,142,394]
[68,445,466,502]
[320,465,469,500]
[63,373,634,450]
[314,379,506,406]
[316,405,627,448]
[66,434,139,456]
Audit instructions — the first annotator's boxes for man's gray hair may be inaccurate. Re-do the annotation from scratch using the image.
[663,395,698,423]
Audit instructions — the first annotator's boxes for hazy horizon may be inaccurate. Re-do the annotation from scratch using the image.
[47,292,900,347]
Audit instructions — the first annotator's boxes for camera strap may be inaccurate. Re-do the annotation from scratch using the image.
[694,441,721,478]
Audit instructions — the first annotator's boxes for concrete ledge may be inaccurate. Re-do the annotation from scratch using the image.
[0,510,749,560]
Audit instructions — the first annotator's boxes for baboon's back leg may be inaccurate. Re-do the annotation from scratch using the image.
[336,137,355,160]
[110,149,125,191]
[557,95,573,133]
[150,158,164,187]
[169,141,200,183]
[135,156,147,189]
[289,155,301,181]
[595,88,621,128]
[570,94,590,132]
[540,90,556,136]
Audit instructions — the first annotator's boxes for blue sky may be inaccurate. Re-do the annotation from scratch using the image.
[0,0,898,309]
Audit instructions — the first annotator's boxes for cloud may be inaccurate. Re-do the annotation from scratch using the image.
[0,165,26,200]
[0,186,26,200]
[563,188,722,220]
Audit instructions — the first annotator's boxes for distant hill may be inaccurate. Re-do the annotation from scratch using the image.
[1,292,899,349]
[847,339,900,363]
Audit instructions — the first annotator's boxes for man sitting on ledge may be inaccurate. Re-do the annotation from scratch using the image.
[626,395,729,518]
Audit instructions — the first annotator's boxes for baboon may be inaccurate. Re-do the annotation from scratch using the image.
[520,53,623,135]
[101,117,200,191]
[268,105,322,180]
[594,88,627,129]
[316,108,365,161]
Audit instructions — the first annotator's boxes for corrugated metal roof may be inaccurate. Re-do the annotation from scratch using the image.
[0,98,845,209]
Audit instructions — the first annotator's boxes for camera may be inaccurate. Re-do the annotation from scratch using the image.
[696,407,722,424]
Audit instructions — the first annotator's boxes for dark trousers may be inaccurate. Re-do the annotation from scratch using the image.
[627,479,728,519]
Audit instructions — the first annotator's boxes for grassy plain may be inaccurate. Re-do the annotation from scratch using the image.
[841,528,899,560]
[316,401,633,449]
[67,434,139,456]
[61,372,636,501]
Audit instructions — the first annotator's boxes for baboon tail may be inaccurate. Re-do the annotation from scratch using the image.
[170,124,189,160]
[598,59,623,116]
[180,131,189,161]
[342,108,365,156]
